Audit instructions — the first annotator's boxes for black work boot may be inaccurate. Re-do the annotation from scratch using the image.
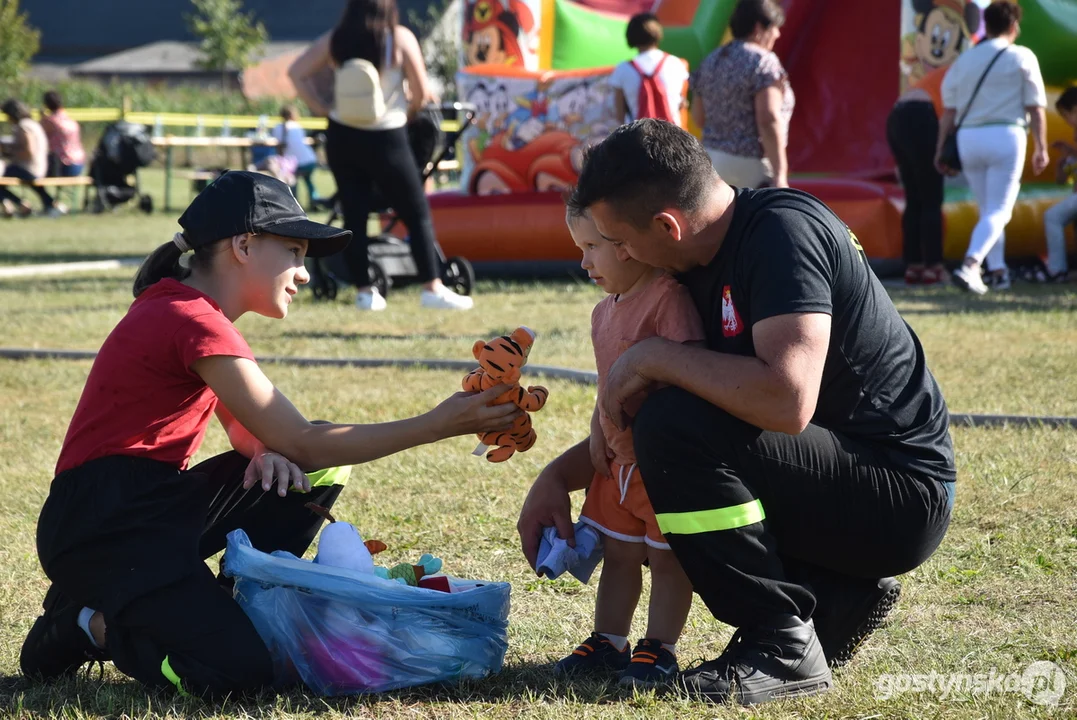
[811,576,901,668]
[679,616,832,706]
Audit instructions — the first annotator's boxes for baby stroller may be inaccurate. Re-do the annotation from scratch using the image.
[308,103,476,301]
[85,121,156,214]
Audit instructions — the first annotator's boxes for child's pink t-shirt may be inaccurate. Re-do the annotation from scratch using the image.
[592,272,705,465]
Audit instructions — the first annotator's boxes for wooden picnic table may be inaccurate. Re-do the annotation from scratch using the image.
[154,134,462,213]
[153,135,300,212]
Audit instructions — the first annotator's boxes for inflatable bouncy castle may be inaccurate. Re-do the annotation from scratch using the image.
[422,0,1077,272]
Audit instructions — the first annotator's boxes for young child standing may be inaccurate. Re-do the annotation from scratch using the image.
[555,209,704,688]
[607,13,689,128]
[19,171,520,698]
[272,105,321,208]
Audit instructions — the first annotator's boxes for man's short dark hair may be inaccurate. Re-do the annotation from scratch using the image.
[626,13,662,50]
[43,91,62,113]
[1056,86,1077,113]
[983,1,1021,37]
[566,119,716,228]
[729,0,785,40]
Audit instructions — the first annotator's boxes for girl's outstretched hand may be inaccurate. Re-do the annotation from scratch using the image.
[428,383,524,439]
[243,450,311,496]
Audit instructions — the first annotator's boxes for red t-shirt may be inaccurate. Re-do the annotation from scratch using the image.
[56,279,255,475]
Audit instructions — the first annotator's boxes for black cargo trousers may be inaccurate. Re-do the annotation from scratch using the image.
[31,451,345,697]
[633,387,954,630]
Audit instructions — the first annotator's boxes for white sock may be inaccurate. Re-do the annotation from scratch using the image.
[662,642,677,654]
[598,632,628,651]
[77,607,102,649]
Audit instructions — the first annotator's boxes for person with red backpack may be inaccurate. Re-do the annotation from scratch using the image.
[608,14,689,128]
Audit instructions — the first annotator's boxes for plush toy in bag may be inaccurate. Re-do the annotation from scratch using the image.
[223,504,511,695]
[462,326,549,462]
[307,504,445,589]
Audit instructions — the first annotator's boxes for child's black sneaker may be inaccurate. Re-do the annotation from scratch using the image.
[554,632,629,676]
[20,586,109,682]
[619,638,678,688]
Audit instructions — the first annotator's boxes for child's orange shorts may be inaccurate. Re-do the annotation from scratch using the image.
[580,460,669,549]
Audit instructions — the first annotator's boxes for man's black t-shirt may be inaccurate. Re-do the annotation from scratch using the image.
[678,187,955,482]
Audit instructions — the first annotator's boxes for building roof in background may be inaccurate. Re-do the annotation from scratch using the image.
[23,0,447,62]
[69,41,307,77]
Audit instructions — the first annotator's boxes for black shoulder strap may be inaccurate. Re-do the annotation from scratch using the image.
[956,46,1008,129]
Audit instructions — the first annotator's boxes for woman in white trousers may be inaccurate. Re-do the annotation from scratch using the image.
[936,1,1048,294]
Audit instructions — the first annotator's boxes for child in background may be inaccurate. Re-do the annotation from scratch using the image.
[1036,86,1077,283]
[607,13,689,128]
[40,91,86,177]
[555,208,703,688]
[273,105,321,208]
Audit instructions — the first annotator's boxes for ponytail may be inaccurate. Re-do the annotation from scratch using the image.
[133,235,189,297]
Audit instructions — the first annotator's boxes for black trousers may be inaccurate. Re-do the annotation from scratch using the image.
[325,119,440,286]
[886,100,944,266]
[32,452,343,697]
[0,164,54,209]
[633,387,954,630]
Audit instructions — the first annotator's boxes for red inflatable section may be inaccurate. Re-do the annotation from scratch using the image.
[773,0,900,178]
[426,177,903,264]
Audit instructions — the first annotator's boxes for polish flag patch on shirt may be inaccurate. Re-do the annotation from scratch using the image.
[721,285,744,337]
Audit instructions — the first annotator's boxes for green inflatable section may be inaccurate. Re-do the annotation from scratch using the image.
[551,0,736,71]
[1016,0,1077,86]
[660,0,737,71]
[551,0,633,70]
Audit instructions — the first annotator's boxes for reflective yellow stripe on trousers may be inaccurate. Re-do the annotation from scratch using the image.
[655,499,766,535]
[161,655,189,697]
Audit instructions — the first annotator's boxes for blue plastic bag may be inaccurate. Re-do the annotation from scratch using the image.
[222,529,511,696]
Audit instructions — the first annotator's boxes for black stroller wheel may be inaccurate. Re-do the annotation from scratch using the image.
[307,258,338,301]
[442,256,475,296]
[369,262,389,298]
[312,275,338,301]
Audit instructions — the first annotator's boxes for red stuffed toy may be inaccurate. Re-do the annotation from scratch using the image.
[462,326,549,462]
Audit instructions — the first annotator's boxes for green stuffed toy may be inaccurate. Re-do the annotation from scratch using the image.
[375,554,443,586]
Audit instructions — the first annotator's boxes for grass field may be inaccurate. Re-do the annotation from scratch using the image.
[1,213,1075,719]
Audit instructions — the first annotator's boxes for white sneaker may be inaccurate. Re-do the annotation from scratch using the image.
[420,286,474,310]
[952,264,988,295]
[355,288,387,311]
[45,206,68,218]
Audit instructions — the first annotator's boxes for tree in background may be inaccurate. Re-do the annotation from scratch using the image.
[410,0,460,102]
[0,0,41,86]
[186,0,268,90]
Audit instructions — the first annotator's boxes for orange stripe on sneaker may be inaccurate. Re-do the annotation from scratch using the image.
[635,651,658,659]
[632,657,656,664]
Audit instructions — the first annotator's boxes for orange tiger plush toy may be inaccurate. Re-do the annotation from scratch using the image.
[462,326,549,462]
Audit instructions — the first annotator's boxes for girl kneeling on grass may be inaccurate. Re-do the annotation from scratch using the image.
[19,171,520,697]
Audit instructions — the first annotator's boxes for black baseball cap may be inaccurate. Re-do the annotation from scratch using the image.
[178,170,350,257]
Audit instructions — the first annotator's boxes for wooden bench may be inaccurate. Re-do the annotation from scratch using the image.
[174,170,218,181]
[0,176,92,188]
[0,175,94,208]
